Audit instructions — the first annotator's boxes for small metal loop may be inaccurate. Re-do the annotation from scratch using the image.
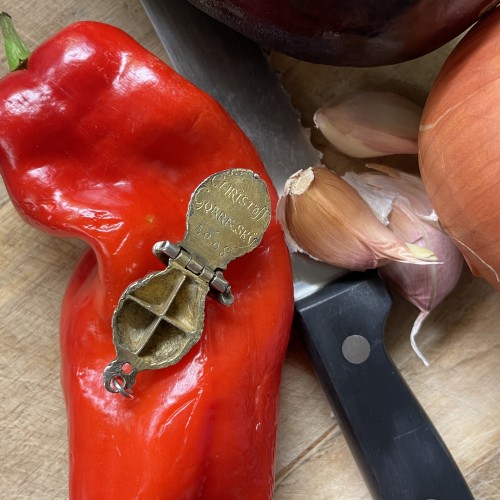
[112,377,134,399]
[103,359,138,397]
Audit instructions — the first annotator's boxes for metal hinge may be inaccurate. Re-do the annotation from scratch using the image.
[153,241,234,305]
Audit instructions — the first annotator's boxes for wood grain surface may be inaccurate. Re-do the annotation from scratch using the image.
[1,1,499,499]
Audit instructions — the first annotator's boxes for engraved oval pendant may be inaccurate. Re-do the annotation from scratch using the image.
[103,169,271,397]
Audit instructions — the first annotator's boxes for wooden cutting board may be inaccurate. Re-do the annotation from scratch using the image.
[1,1,499,498]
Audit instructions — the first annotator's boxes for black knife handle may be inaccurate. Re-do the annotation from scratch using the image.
[295,271,473,500]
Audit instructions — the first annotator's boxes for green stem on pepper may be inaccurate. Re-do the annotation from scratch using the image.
[0,12,30,71]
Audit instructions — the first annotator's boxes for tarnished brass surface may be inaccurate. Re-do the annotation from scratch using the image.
[113,260,209,372]
[104,169,271,394]
[183,169,271,270]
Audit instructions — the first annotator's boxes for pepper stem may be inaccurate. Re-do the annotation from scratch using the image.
[0,12,30,71]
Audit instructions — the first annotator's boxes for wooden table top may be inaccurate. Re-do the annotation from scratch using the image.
[1,1,499,498]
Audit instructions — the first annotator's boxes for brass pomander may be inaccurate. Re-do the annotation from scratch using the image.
[103,168,271,397]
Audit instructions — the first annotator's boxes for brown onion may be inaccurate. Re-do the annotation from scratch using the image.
[419,7,500,291]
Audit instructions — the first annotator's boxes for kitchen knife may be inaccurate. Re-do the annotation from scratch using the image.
[140,1,473,498]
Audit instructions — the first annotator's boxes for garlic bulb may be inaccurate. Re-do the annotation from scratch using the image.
[343,164,464,365]
[314,92,422,158]
[277,166,439,271]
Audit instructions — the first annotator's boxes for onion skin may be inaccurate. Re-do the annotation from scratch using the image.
[418,7,500,291]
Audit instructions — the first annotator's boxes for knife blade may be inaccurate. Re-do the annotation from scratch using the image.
[140,1,473,498]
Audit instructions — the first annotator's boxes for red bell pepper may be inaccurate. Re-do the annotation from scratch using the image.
[0,16,294,498]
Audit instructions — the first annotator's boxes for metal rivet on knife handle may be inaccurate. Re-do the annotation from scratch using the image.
[341,335,371,365]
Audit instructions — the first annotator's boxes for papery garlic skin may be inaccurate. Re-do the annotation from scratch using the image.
[343,163,438,223]
[343,165,464,365]
[383,204,443,313]
[314,92,422,158]
[277,166,438,271]
[381,202,463,365]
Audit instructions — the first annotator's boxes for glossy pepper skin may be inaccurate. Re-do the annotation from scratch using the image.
[0,22,294,498]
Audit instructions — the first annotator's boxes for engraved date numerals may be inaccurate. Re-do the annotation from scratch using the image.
[183,169,272,270]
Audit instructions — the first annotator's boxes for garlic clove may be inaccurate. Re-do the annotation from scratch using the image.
[381,201,463,311]
[378,195,464,366]
[341,170,395,225]
[380,203,463,365]
[364,163,438,221]
[340,164,464,365]
[343,164,438,223]
[320,163,463,365]
[314,92,422,158]
[277,166,439,271]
